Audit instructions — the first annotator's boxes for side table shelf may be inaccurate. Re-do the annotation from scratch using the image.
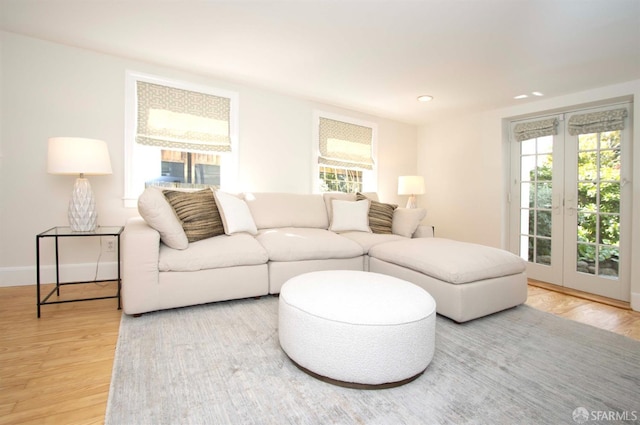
[36,226,123,318]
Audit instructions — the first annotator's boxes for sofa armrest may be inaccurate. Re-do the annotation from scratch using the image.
[412,225,435,238]
[122,216,161,315]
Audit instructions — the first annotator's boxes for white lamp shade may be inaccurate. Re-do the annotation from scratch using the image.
[47,137,113,175]
[398,175,425,195]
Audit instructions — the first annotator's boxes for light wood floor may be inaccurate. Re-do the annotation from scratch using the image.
[1,281,639,425]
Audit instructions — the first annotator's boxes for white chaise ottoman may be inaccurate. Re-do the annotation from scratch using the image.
[368,238,528,323]
[278,270,436,388]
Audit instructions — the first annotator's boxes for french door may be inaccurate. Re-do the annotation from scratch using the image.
[510,104,632,301]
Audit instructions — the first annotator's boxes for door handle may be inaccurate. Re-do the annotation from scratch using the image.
[553,194,562,215]
[566,198,576,216]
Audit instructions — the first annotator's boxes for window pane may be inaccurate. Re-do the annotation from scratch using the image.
[535,182,552,209]
[578,133,597,151]
[522,235,534,262]
[578,152,598,181]
[537,136,553,154]
[521,139,536,155]
[537,211,552,237]
[521,155,535,181]
[599,149,620,181]
[148,149,221,189]
[599,214,619,246]
[577,182,597,211]
[535,238,551,265]
[319,166,362,193]
[598,246,618,278]
[521,182,532,208]
[577,244,595,275]
[599,182,620,213]
[520,208,533,236]
[577,212,597,243]
[600,131,620,150]
[536,155,553,181]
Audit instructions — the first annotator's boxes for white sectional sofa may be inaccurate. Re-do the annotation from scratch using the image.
[122,189,527,322]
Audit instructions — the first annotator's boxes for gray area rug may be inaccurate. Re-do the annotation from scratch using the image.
[105,297,640,425]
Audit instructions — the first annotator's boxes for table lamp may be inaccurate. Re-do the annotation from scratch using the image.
[47,137,113,231]
[398,175,425,209]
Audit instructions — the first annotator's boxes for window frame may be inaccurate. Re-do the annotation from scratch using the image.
[312,110,378,193]
[123,71,239,207]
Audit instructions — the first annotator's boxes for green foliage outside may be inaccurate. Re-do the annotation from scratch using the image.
[527,131,620,273]
[319,167,362,193]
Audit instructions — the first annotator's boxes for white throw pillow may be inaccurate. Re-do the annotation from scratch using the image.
[329,199,371,233]
[137,187,189,249]
[214,191,258,235]
[392,208,427,237]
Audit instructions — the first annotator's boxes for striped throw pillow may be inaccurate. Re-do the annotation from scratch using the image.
[163,189,225,243]
[356,193,397,234]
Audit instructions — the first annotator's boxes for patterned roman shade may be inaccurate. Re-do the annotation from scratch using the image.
[568,108,628,135]
[513,118,559,142]
[318,117,374,170]
[136,81,232,152]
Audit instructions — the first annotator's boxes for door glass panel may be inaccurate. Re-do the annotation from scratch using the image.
[577,182,597,211]
[521,183,532,208]
[598,246,619,278]
[521,139,536,155]
[521,235,533,262]
[578,152,598,180]
[537,211,552,237]
[536,182,552,208]
[575,131,621,279]
[577,243,596,275]
[519,135,553,266]
[600,131,620,149]
[536,238,551,265]
[577,212,597,243]
[599,182,619,212]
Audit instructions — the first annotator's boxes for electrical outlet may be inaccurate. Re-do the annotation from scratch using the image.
[105,239,115,252]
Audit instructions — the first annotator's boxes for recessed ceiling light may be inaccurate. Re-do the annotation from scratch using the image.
[532,91,544,97]
[417,95,433,102]
[514,94,528,100]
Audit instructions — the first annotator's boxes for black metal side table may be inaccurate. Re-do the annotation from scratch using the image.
[36,226,124,318]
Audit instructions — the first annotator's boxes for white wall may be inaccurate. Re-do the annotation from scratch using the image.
[418,80,640,310]
[0,31,418,285]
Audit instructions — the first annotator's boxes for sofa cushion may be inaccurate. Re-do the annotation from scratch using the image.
[339,231,407,253]
[159,233,268,272]
[163,189,225,243]
[245,193,329,229]
[357,193,397,234]
[256,228,364,261]
[214,191,258,235]
[368,238,526,284]
[137,187,189,250]
[392,208,426,237]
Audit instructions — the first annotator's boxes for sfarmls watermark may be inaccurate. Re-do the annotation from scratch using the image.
[573,407,638,423]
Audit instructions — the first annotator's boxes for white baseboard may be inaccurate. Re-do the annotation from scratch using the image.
[631,292,640,312]
[0,262,119,287]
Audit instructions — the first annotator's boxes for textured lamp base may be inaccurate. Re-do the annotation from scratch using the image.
[68,177,98,232]
[406,195,417,209]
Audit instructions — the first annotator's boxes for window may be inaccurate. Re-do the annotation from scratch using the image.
[313,112,377,193]
[124,72,238,207]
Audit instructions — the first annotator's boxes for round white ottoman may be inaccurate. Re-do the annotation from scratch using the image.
[278,270,436,388]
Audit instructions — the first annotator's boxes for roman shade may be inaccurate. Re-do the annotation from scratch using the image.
[136,81,232,152]
[513,118,559,142]
[318,117,374,170]
[568,108,628,135]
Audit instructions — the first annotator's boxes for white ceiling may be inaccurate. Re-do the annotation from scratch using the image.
[1,0,639,125]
